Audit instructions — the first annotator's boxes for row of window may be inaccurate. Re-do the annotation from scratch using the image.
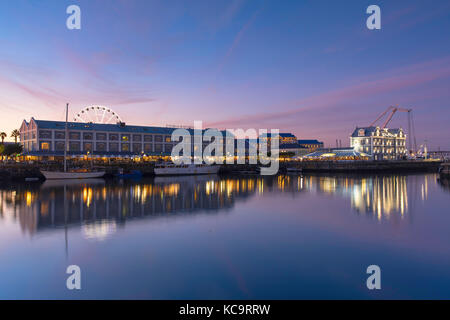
[36,130,174,142]
[40,141,173,153]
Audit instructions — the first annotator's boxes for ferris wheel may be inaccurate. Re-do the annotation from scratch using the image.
[73,105,123,124]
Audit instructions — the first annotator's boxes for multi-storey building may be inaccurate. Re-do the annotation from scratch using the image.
[259,132,298,146]
[19,118,229,160]
[350,126,407,160]
[297,139,324,152]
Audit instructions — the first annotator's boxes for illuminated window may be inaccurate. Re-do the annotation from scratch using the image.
[121,143,130,152]
[40,142,50,151]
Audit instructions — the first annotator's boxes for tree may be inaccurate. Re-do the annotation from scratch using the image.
[3,143,23,158]
[11,129,20,143]
[0,132,6,144]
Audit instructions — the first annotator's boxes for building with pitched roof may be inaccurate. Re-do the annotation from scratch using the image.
[19,118,230,160]
[297,139,324,152]
[350,126,407,160]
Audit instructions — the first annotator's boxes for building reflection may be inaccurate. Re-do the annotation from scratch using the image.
[0,173,437,235]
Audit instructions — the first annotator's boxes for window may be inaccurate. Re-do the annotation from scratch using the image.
[96,133,107,140]
[165,135,172,143]
[69,142,80,151]
[69,132,80,140]
[144,144,152,153]
[40,142,50,151]
[164,144,173,153]
[154,144,162,152]
[133,143,142,153]
[109,134,118,141]
[109,143,119,152]
[144,135,153,142]
[55,141,65,151]
[83,142,93,152]
[96,142,106,152]
[133,134,142,142]
[39,130,52,139]
[55,131,65,139]
[83,132,93,140]
[121,134,130,142]
[121,143,130,152]
[155,135,163,142]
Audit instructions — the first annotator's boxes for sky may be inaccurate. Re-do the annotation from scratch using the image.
[0,0,449,149]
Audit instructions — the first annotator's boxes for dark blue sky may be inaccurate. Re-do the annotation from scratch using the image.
[0,0,449,148]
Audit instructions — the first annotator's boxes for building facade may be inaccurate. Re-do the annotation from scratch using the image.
[19,118,229,159]
[297,139,324,152]
[259,132,298,146]
[279,143,309,157]
[350,126,407,160]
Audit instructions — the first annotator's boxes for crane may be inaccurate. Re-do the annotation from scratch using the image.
[369,106,417,153]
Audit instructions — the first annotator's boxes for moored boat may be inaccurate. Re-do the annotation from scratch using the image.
[154,163,220,176]
[41,170,105,180]
[39,103,106,180]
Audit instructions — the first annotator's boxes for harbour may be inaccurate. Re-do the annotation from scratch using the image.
[0,172,449,299]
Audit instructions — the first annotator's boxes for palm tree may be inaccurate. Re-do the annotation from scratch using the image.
[0,132,6,144]
[11,129,20,143]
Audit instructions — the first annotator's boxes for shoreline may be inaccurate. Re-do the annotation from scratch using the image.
[0,160,443,181]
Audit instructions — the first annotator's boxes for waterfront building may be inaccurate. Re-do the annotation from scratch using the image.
[259,132,298,146]
[19,118,230,161]
[297,139,324,152]
[279,143,309,157]
[350,126,407,160]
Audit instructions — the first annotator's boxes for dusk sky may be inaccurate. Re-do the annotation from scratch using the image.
[0,0,449,148]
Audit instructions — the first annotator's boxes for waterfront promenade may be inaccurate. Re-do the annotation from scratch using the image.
[0,160,443,181]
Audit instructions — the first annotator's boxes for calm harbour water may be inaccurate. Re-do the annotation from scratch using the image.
[0,173,449,299]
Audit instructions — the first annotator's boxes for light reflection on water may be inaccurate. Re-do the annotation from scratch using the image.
[0,174,442,237]
[0,173,449,299]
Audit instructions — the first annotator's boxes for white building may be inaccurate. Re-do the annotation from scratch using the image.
[350,126,407,160]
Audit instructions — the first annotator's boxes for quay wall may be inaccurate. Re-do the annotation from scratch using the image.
[0,160,442,181]
[282,160,442,173]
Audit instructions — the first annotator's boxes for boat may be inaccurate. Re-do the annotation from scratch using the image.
[154,163,220,176]
[39,103,105,180]
[41,170,105,180]
[116,168,142,179]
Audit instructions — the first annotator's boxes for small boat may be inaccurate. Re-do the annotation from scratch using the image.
[154,163,220,176]
[116,169,142,179]
[41,170,105,180]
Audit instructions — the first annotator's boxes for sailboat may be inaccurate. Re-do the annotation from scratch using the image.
[40,103,106,180]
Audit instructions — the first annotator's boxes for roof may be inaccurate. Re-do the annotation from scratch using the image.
[24,119,229,136]
[351,126,403,137]
[259,132,296,138]
[303,148,370,158]
[297,139,323,145]
[279,143,307,149]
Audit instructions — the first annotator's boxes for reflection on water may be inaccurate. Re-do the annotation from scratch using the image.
[0,173,440,238]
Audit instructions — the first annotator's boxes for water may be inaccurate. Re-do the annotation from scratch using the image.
[0,173,449,299]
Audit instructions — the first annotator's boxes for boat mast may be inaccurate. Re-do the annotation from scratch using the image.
[64,103,68,172]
